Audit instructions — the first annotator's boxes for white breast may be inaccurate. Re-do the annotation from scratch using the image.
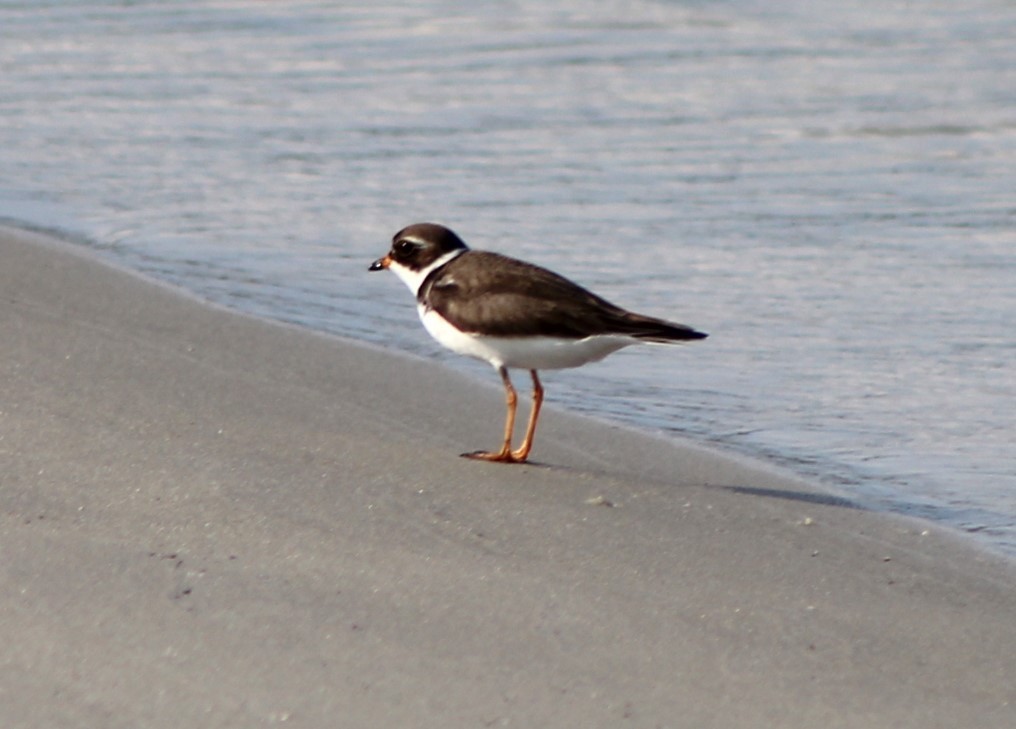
[419,306,636,370]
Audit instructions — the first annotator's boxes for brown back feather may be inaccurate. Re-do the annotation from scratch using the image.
[420,252,706,341]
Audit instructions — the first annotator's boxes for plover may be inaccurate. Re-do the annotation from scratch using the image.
[369,223,707,463]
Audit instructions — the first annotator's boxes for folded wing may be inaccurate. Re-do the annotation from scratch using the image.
[420,252,707,342]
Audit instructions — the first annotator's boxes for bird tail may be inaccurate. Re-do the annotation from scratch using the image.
[621,313,708,343]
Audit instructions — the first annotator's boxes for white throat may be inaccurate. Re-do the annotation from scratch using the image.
[388,248,466,296]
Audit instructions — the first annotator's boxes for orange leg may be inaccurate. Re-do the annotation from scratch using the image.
[510,370,543,462]
[462,368,543,464]
[462,366,518,462]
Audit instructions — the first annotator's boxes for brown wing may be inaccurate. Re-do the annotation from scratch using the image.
[420,251,706,341]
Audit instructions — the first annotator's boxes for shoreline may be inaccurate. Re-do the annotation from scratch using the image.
[2,224,1014,727]
[9,220,1009,559]
[14,217,1011,558]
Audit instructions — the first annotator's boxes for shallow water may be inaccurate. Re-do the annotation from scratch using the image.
[2,1,1014,554]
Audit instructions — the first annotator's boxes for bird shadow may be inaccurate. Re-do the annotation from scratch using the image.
[459,453,557,470]
[719,485,863,510]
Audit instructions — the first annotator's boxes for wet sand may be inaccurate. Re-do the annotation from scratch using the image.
[2,225,1013,727]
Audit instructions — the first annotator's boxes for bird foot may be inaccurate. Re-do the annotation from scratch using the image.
[460,449,529,464]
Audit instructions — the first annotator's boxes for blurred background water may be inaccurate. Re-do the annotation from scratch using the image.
[1,1,1013,554]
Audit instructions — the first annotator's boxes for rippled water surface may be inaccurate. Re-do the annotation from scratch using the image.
[2,1,1014,554]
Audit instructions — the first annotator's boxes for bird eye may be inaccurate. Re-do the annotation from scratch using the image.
[393,239,415,259]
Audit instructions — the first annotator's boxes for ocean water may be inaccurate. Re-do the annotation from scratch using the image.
[1,1,1013,555]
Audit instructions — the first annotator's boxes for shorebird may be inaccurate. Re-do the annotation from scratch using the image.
[369,223,707,463]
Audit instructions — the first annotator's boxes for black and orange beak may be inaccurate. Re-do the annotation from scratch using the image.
[368,253,392,271]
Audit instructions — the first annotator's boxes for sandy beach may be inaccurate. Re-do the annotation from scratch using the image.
[1,224,1013,727]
